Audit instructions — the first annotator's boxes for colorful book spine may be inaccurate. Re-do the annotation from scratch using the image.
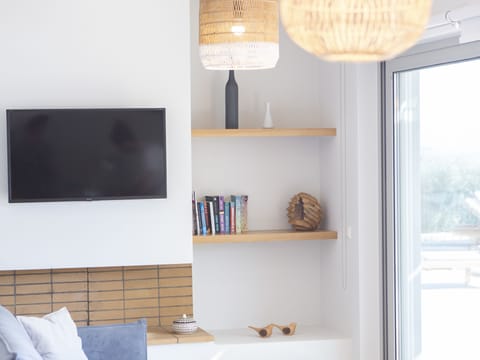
[204,200,211,235]
[198,201,207,235]
[196,202,202,235]
[192,198,197,235]
[205,196,220,233]
[241,195,248,233]
[192,191,199,235]
[194,193,247,235]
[208,201,216,235]
[230,201,236,234]
[219,196,225,234]
[224,201,230,234]
[233,195,242,234]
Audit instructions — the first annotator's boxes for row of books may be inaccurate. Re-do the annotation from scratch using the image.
[192,192,248,236]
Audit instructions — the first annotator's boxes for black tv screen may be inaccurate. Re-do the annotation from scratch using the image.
[7,108,167,202]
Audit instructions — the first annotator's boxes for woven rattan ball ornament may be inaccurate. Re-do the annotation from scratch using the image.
[287,192,323,231]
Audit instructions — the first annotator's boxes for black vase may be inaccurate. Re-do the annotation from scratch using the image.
[225,70,238,129]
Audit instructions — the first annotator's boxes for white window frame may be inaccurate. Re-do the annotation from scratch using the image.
[382,40,480,360]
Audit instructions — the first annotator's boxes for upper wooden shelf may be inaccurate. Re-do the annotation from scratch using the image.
[191,128,336,138]
[193,229,337,244]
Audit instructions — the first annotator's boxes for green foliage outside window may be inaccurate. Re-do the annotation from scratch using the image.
[421,153,480,233]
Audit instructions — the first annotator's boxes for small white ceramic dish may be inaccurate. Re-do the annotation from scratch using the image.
[172,314,198,334]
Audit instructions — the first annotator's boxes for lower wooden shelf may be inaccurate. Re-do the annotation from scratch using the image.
[193,229,337,244]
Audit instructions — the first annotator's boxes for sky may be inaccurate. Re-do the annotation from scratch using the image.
[419,58,480,155]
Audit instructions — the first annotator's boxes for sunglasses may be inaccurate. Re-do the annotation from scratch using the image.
[248,322,297,337]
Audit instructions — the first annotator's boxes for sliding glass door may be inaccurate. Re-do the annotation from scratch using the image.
[383,41,480,360]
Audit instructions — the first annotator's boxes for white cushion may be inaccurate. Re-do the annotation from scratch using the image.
[0,305,42,360]
[17,307,88,360]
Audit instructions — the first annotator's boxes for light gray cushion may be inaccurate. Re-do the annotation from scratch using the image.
[0,305,42,360]
[17,307,87,360]
[77,319,147,360]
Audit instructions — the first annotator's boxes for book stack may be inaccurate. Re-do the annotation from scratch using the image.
[192,192,248,236]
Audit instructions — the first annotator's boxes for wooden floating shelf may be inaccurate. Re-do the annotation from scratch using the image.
[191,128,336,138]
[147,327,214,346]
[193,229,337,244]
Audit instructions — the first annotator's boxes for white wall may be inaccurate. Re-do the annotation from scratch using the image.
[189,0,356,334]
[354,64,382,360]
[0,0,192,270]
[190,3,339,130]
[321,64,359,341]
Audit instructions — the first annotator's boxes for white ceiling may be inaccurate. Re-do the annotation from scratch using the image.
[431,0,479,15]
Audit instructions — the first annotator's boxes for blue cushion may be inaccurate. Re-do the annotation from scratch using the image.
[0,305,42,360]
[77,319,147,360]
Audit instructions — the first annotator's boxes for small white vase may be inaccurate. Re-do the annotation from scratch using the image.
[263,102,273,128]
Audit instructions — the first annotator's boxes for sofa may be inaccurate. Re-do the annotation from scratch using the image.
[78,319,147,360]
[0,304,147,360]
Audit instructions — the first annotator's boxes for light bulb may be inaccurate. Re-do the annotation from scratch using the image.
[231,25,245,35]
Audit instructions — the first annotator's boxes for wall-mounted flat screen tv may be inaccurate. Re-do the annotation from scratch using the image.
[7,108,167,203]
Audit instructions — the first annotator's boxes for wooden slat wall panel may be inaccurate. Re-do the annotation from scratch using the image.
[123,266,158,327]
[0,271,15,310]
[158,265,193,327]
[51,268,88,326]
[14,270,53,317]
[0,264,193,327]
[88,268,125,326]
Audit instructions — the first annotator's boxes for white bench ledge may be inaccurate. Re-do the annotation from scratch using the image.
[148,325,351,360]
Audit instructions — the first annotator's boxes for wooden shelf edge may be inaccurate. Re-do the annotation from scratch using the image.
[193,229,338,244]
[192,128,336,137]
[147,327,214,346]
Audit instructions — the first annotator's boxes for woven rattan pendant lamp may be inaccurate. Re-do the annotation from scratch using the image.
[280,0,432,62]
[199,0,279,70]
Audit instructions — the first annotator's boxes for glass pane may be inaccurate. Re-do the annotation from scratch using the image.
[395,58,480,359]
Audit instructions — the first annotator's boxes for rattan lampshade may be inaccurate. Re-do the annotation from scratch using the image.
[280,0,432,62]
[199,0,279,70]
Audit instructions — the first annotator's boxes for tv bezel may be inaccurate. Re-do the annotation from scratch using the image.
[6,107,167,203]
